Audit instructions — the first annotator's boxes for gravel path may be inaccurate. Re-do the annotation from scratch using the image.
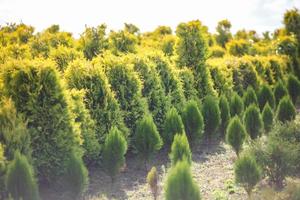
[84,141,248,200]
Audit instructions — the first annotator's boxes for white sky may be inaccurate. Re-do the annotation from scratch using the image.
[0,0,300,37]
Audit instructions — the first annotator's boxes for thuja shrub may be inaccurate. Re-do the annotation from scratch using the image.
[148,52,186,111]
[182,100,204,145]
[165,160,201,200]
[65,59,128,146]
[5,151,39,200]
[0,98,31,160]
[234,153,261,197]
[243,86,258,108]
[2,60,80,182]
[62,151,89,200]
[219,95,231,137]
[277,96,296,123]
[287,74,300,104]
[103,127,127,183]
[226,117,247,156]
[244,104,263,140]
[258,84,275,110]
[262,103,274,132]
[69,89,100,164]
[147,167,159,200]
[274,80,288,106]
[202,95,221,139]
[163,107,185,145]
[179,68,198,101]
[169,133,192,166]
[230,92,244,117]
[104,56,148,135]
[135,115,163,166]
[132,56,169,133]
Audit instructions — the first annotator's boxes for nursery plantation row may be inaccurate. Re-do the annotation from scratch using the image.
[1,7,300,200]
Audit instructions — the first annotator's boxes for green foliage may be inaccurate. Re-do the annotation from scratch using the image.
[234,153,261,196]
[165,160,201,200]
[179,68,198,101]
[147,166,159,200]
[133,57,169,133]
[169,133,192,166]
[277,96,296,123]
[163,107,185,145]
[182,100,204,145]
[2,60,80,183]
[0,98,31,160]
[274,80,288,106]
[226,39,250,57]
[258,84,275,110]
[287,74,300,104]
[230,92,244,117]
[284,8,300,50]
[243,104,263,139]
[262,103,274,132]
[105,57,147,135]
[65,59,128,145]
[109,30,137,54]
[103,127,127,182]
[135,115,163,163]
[62,151,89,200]
[226,117,246,156]
[219,95,231,136]
[69,89,100,164]
[78,24,108,60]
[243,86,258,108]
[149,53,186,111]
[202,95,221,138]
[176,20,208,69]
[215,19,232,48]
[5,151,39,200]
[209,46,226,58]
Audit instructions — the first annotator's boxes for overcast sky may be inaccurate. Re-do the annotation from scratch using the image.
[0,0,300,36]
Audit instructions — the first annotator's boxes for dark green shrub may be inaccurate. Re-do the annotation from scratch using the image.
[244,104,263,139]
[5,151,39,200]
[103,127,127,182]
[230,92,244,117]
[262,103,274,132]
[69,89,100,164]
[179,68,198,101]
[226,39,250,57]
[287,74,300,104]
[258,84,275,110]
[219,95,231,137]
[277,96,296,122]
[234,153,261,197]
[105,58,148,135]
[163,107,185,145]
[165,160,201,200]
[147,166,159,200]
[274,80,288,106]
[3,60,80,182]
[65,59,128,145]
[202,95,221,139]
[0,98,31,160]
[62,151,89,200]
[135,115,163,167]
[226,117,247,156]
[243,86,258,108]
[182,100,204,145]
[133,57,169,133]
[149,53,186,111]
[169,133,192,166]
